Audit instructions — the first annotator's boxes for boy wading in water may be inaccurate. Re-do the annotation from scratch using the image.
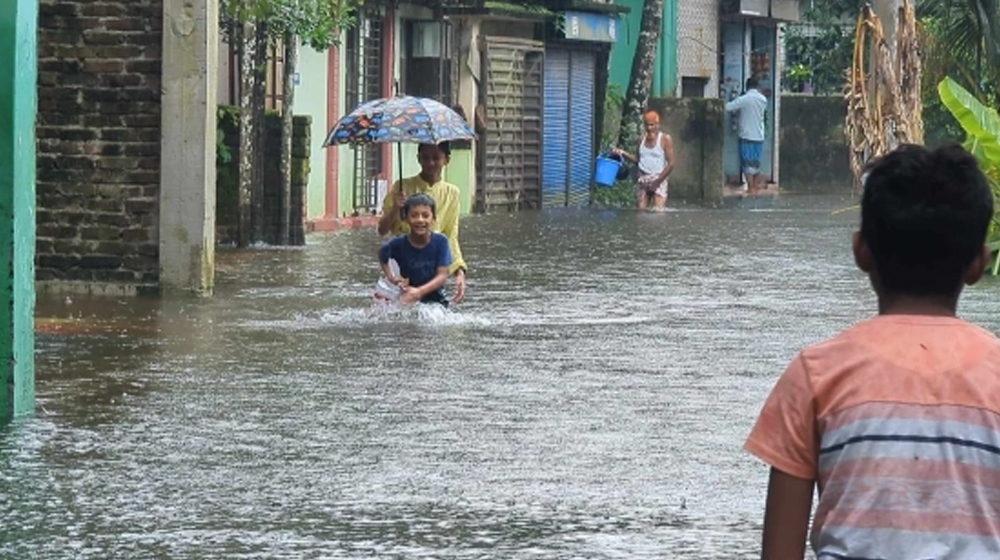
[379,142,467,303]
[745,144,1000,559]
[378,193,453,307]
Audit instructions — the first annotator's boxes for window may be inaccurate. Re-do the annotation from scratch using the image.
[681,76,709,98]
[346,11,384,213]
[402,20,453,104]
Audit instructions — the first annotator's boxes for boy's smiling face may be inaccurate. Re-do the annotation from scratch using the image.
[417,145,449,179]
[405,204,435,236]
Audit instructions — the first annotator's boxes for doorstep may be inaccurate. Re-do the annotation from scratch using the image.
[308,215,380,232]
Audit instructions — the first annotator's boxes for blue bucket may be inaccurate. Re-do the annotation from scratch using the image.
[594,156,622,187]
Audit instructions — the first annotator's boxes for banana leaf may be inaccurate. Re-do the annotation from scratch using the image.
[937,77,1000,165]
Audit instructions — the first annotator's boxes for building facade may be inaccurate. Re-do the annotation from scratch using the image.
[273,0,628,228]
[608,0,804,187]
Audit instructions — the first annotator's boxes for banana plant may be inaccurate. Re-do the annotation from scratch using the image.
[937,76,1000,272]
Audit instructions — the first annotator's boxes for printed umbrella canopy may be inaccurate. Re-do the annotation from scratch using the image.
[323,96,476,208]
[323,95,475,147]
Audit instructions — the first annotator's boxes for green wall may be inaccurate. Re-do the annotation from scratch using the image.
[445,149,474,216]
[295,46,329,220]
[364,143,473,218]
[608,0,678,98]
[0,0,37,418]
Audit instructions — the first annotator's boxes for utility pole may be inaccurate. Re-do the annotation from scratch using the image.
[160,0,219,295]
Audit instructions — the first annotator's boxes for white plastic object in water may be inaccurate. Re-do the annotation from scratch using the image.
[374,259,402,302]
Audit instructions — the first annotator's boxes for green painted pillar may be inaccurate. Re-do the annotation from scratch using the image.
[661,0,678,96]
[651,0,678,97]
[0,0,38,418]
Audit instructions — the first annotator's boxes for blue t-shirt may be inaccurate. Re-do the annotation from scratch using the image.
[378,233,453,303]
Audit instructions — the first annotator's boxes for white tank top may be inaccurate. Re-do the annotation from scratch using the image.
[638,132,667,176]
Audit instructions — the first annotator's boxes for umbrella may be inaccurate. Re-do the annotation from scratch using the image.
[323,96,476,212]
[323,95,475,147]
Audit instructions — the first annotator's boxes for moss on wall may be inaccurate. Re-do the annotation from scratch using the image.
[778,95,852,193]
[646,97,725,202]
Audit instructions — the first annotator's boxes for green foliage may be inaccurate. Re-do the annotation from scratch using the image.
[783,25,854,95]
[601,83,624,150]
[784,63,814,92]
[923,95,967,147]
[918,3,999,96]
[782,0,864,94]
[939,77,1000,164]
[591,181,636,207]
[918,2,999,145]
[216,106,242,226]
[937,77,1000,271]
[918,0,1000,78]
[216,106,240,166]
[220,0,360,48]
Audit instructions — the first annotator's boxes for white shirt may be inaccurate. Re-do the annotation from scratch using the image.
[637,132,668,177]
[726,88,767,141]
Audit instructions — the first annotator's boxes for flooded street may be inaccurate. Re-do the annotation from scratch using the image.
[8,195,1000,558]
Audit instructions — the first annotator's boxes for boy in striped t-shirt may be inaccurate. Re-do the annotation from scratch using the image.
[745,144,1000,559]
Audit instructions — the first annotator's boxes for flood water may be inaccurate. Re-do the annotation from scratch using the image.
[8,195,1000,558]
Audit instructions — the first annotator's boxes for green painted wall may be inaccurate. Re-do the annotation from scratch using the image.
[378,143,472,217]
[608,0,678,98]
[444,149,474,216]
[295,46,329,220]
[0,0,37,418]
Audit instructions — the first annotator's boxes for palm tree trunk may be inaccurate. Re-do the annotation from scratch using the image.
[238,21,256,248]
[280,34,297,246]
[617,0,664,149]
[251,20,268,244]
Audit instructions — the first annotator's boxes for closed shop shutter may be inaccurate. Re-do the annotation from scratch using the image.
[567,49,595,206]
[542,47,596,207]
[542,49,570,206]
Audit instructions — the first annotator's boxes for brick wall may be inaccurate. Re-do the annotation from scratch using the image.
[216,110,311,246]
[36,0,162,287]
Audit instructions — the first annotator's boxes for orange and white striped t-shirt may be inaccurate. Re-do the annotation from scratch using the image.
[745,315,1000,558]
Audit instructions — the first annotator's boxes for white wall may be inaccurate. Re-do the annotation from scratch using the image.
[677,0,720,97]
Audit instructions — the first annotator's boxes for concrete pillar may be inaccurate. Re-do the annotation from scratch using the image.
[455,18,482,212]
[0,0,37,418]
[160,0,219,295]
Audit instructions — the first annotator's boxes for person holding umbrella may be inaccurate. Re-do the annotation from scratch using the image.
[377,141,467,303]
[325,95,476,304]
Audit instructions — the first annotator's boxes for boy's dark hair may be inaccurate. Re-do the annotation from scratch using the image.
[417,141,451,157]
[746,77,759,90]
[403,193,437,218]
[861,143,993,296]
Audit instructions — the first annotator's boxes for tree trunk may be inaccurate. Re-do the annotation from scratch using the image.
[280,34,297,246]
[617,0,664,150]
[251,20,268,244]
[237,21,256,248]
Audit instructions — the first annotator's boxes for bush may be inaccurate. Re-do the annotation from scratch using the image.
[591,180,635,207]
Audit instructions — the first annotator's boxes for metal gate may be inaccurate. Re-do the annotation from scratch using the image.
[346,11,384,214]
[542,47,596,207]
[477,37,544,212]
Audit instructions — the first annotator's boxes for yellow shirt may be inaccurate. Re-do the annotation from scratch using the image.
[381,175,467,274]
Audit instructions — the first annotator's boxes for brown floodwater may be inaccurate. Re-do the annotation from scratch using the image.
[7,194,1000,558]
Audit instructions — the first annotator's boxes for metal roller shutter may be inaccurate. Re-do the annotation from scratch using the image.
[542,47,596,207]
